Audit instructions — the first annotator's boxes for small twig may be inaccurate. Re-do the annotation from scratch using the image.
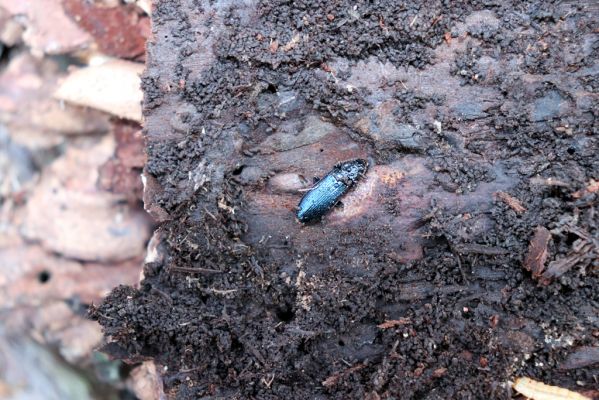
[151,287,173,305]
[95,311,114,320]
[430,15,443,27]
[208,288,238,295]
[249,256,264,279]
[170,266,224,274]
[530,177,571,187]
[322,364,366,388]
[261,373,275,389]
[377,318,411,329]
[203,207,217,221]
[454,251,469,284]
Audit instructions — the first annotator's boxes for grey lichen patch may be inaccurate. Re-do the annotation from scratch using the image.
[355,109,425,152]
[259,115,336,152]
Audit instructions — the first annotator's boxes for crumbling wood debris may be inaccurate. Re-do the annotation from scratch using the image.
[524,222,598,284]
[560,346,599,370]
[495,191,526,214]
[548,222,598,279]
[322,364,366,388]
[377,318,411,329]
[543,241,595,281]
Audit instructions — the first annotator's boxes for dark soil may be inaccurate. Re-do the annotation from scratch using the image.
[91,0,599,398]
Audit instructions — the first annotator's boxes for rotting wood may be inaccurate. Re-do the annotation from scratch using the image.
[90,1,599,397]
[560,346,599,370]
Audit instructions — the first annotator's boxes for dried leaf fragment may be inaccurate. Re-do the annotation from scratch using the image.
[62,0,149,60]
[512,377,591,400]
[0,0,92,55]
[444,31,452,44]
[54,60,143,121]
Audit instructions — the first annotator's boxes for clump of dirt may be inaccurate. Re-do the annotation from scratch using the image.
[218,0,476,69]
[92,0,599,398]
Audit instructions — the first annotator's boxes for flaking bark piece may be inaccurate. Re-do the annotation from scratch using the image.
[523,226,551,284]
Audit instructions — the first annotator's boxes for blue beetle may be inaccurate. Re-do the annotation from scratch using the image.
[296,159,368,223]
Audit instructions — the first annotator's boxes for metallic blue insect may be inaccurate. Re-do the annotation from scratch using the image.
[296,159,368,223]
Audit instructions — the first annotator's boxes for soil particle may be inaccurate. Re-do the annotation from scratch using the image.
[93,0,599,398]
